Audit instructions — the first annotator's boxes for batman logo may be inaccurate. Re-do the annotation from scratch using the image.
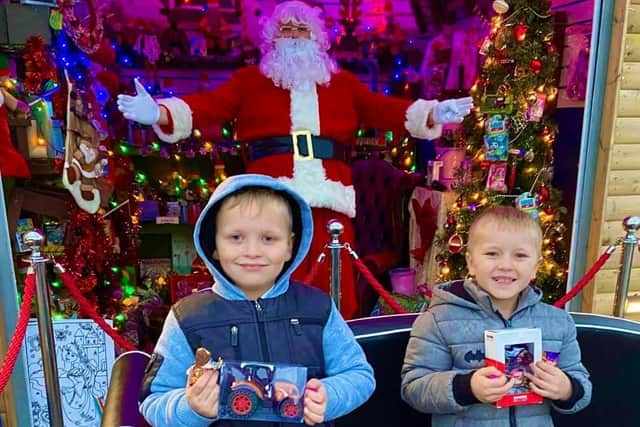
[464,349,485,363]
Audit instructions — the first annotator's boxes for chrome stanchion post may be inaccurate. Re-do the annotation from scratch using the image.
[613,216,640,318]
[327,220,344,311]
[24,231,64,427]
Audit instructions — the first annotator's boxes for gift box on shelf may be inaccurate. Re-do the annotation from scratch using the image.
[138,200,160,222]
[169,272,213,303]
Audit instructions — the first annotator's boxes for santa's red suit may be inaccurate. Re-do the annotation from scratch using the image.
[153,65,442,319]
[0,103,31,179]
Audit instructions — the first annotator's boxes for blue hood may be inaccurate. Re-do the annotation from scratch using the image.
[193,174,313,300]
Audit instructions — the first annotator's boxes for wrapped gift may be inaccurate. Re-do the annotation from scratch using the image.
[169,272,214,303]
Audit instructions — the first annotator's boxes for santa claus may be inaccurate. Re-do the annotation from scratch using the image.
[117,1,473,319]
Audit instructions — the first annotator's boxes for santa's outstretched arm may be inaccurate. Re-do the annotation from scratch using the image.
[117,73,242,143]
[347,70,473,139]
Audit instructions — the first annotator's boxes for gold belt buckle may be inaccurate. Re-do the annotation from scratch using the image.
[292,130,314,161]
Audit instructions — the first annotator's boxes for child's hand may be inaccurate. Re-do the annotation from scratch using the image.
[185,369,220,418]
[470,366,516,404]
[303,378,327,425]
[526,360,572,401]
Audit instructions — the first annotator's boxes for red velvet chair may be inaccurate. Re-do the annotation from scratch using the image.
[351,158,423,316]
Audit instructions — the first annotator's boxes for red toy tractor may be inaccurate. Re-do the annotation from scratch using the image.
[225,362,302,419]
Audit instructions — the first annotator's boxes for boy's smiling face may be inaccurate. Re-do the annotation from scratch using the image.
[466,219,540,317]
[214,196,293,300]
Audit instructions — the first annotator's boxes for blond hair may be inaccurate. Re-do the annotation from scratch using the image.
[467,206,542,254]
[218,187,293,230]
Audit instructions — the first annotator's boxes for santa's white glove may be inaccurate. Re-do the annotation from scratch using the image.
[432,96,474,124]
[0,89,4,107]
[117,78,160,125]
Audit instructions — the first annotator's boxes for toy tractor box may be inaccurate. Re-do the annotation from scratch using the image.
[218,361,307,423]
[484,327,543,408]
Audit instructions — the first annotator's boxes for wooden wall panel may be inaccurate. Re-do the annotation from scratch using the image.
[618,90,640,116]
[595,269,640,293]
[600,219,633,243]
[614,118,640,142]
[601,245,640,269]
[610,144,640,169]
[606,170,640,195]
[629,4,640,32]
[593,293,640,321]
[621,62,640,89]
[624,33,640,60]
[604,195,640,220]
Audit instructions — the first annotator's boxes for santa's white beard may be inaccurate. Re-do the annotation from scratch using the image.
[260,38,336,92]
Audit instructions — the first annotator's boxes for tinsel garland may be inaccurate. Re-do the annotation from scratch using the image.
[63,200,141,293]
[22,36,57,95]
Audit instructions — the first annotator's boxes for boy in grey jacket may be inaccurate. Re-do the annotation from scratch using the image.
[401,206,591,426]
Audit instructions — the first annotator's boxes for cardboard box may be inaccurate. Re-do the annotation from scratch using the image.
[484,328,543,408]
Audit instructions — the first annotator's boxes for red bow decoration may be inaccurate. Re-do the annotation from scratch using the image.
[410,197,438,262]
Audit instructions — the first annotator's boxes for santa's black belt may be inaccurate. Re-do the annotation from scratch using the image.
[247,132,350,163]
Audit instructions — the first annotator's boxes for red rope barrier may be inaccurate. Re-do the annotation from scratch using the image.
[554,246,615,308]
[57,269,136,352]
[302,252,326,285]
[353,258,407,314]
[0,274,37,394]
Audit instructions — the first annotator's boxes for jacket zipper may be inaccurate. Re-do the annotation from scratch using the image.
[254,299,271,361]
[229,325,240,360]
[290,318,303,335]
[497,314,517,427]
[254,300,280,427]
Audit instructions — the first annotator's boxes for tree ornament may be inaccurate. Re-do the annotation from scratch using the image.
[530,58,543,74]
[546,42,556,53]
[544,206,554,215]
[538,184,550,202]
[514,23,528,42]
[524,149,535,162]
[448,234,464,254]
[493,0,510,14]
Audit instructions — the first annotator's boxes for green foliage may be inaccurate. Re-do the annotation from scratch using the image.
[435,0,570,302]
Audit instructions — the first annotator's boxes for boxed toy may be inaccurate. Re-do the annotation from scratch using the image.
[217,360,307,423]
[484,328,542,408]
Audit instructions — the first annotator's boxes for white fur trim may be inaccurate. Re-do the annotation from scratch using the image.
[152,97,193,143]
[62,166,100,214]
[278,159,356,218]
[282,88,354,217]
[405,99,443,140]
[290,88,320,133]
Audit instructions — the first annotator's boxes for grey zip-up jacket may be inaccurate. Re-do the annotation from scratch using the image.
[401,280,591,427]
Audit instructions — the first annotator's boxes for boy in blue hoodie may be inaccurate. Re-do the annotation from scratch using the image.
[400,206,591,426]
[139,174,375,427]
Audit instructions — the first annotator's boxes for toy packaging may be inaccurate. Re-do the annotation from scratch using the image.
[484,328,543,408]
[217,360,307,423]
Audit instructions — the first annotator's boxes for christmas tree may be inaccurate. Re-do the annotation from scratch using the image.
[435,0,569,303]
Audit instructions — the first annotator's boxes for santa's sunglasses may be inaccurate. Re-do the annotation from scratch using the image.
[278,23,311,38]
